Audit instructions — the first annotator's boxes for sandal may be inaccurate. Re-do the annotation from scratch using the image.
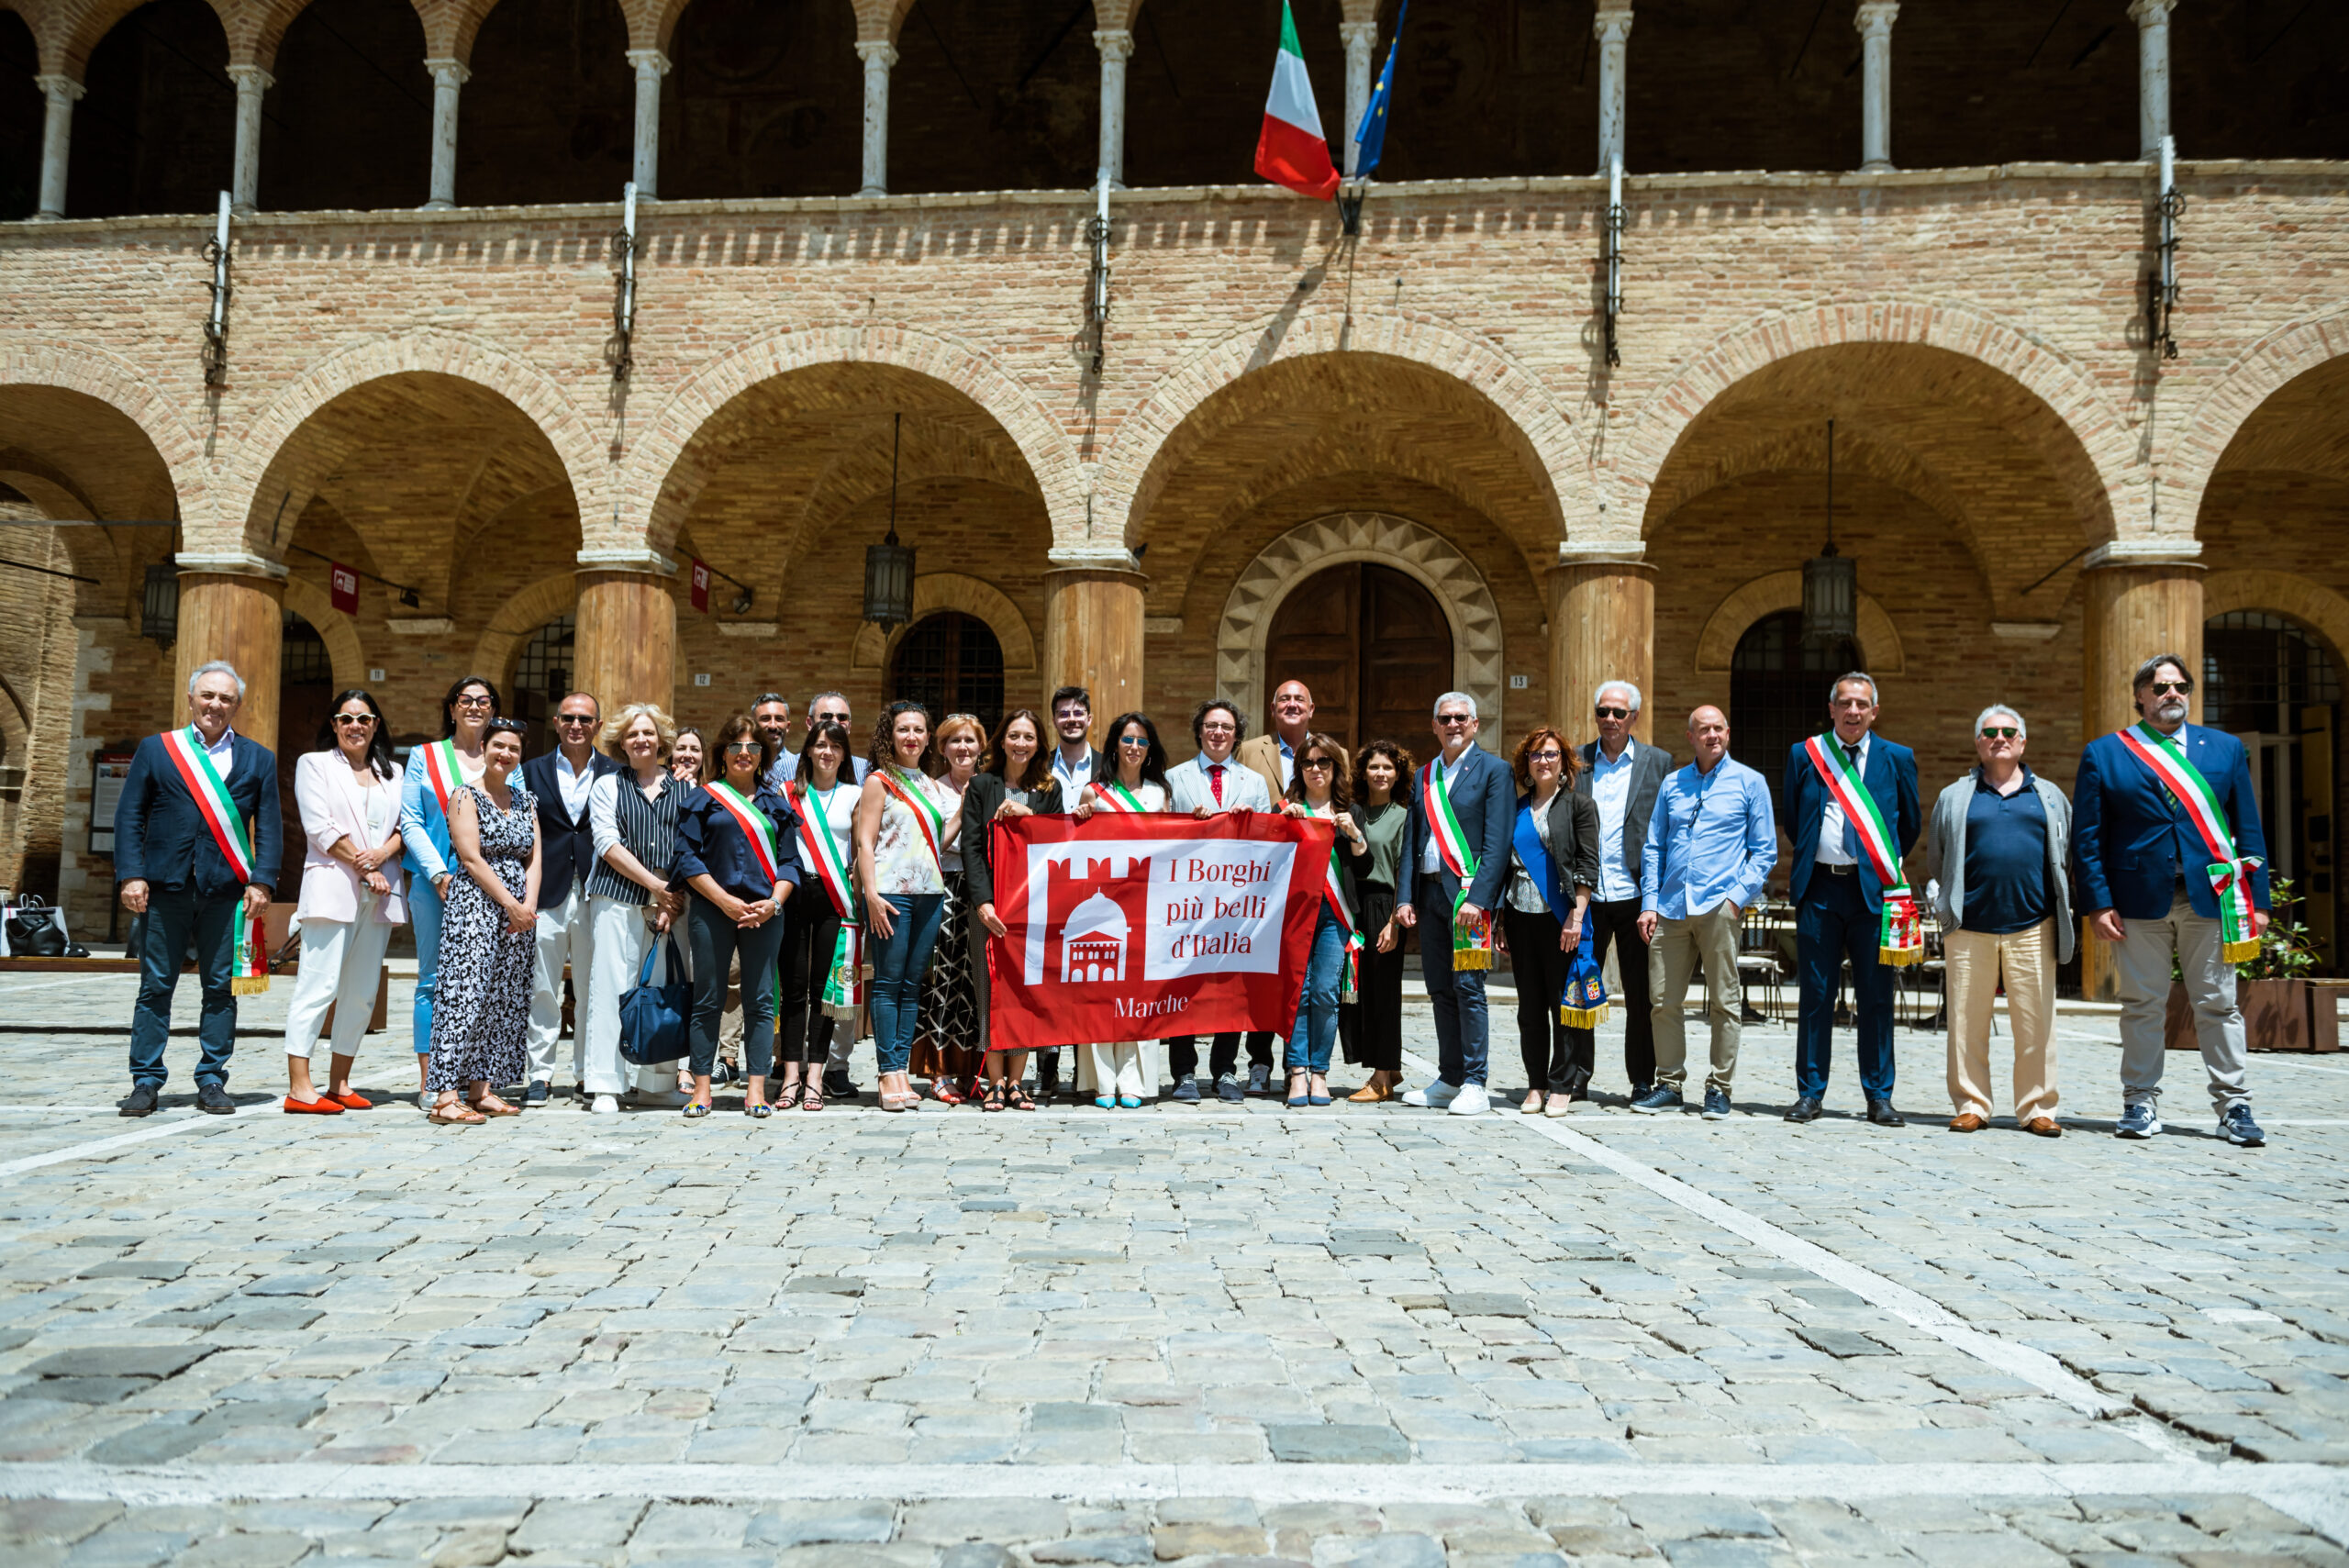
[1006,1084,1035,1112]
[428,1095,484,1126]
[801,1081,825,1112]
[469,1094,521,1117]
[745,1101,773,1119]
[932,1079,966,1107]
[982,1082,1007,1113]
[778,1080,805,1110]
[683,1100,712,1118]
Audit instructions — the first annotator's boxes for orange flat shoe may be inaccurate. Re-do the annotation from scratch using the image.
[327,1091,373,1111]
[1347,1081,1394,1103]
[283,1095,344,1115]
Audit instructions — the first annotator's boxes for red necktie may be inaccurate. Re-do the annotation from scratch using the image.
[1209,763,1224,806]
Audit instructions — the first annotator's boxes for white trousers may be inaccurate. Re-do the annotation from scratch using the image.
[584,894,683,1095]
[528,884,592,1085]
[1080,1041,1150,1099]
[284,916,394,1064]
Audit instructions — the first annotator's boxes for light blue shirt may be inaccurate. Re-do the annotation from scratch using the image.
[1642,755,1777,919]
[1590,739,1640,902]
[1052,746,1097,794]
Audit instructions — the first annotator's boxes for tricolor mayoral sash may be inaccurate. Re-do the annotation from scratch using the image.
[2117,723,2263,962]
[1803,736,1923,967]
[1421,754,1495,971]
[785,780,867,1025]
[1311,811,1365,1005]
[158,727,269,995]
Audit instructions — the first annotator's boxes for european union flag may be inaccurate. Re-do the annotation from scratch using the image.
[1350,0,1408,179]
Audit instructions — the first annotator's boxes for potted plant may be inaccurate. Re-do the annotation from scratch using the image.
[2165,876,2322,1051]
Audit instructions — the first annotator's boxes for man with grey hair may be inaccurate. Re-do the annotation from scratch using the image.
[1576,679,1675,1100]
[1397,691,1513,1116]
[112,660,283,1118]
[1926,704,2073,1135]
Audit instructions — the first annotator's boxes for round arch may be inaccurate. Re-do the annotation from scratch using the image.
[850,572,1038,675]
[1615,300,2136,544]
[1098,308,1585,546]
[471,570,582,695]
[279,575,365,691]
[1694,571,1907,675]
[2176,314,2349,536]
[0,338,206,523]
[1215,512,1505,737]
[2203,570,2349,673]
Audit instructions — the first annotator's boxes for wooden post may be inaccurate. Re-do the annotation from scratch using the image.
[1043,562,1147,728]
[573,566,677,716]
[2078,553,2205,1000]
[173,563,286,746]
[1550,558,1656,747]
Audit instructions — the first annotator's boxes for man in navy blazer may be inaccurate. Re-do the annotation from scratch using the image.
[1779,672,1921,1126]
[520,692,621,1104]
[2075,652,2269,1147]
[1397,691,1514,1116]
[113,661,282,1118]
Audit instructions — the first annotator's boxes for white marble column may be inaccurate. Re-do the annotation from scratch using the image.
[1855,1,1898,172]
[424,57,469,208]
[1594,2,1632,177]
[627,49,669,196]
[226,64,273,215]
[1092,29,1132,188]
[33,74,83,220]
[2130,0,2175,161]
[1339,21,1375,175]
[856,39,896,196]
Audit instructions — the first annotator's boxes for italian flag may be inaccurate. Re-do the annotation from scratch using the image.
[1254,1,1341,201]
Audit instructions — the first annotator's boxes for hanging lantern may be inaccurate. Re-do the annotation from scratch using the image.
[1801,417,1858,648]
[141,561,179,648]
[862,412,916,628]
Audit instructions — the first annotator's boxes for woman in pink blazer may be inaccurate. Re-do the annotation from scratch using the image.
[284,690,407,1114]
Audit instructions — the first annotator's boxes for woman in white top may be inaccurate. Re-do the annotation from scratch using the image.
[583,703,689,1114]
[852,702,963,1112]
[915,713,988,1106]
[778,719,859,1110]
[284,689,406,1114]
[1067,711,1173,1108]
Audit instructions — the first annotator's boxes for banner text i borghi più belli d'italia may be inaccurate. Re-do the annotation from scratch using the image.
[984,811,1332,1054]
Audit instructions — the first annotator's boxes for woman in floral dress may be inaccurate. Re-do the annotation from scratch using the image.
[426,717,542,1124]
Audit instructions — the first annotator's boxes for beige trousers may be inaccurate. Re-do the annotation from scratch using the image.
[1943,919,2057,1121]
[1647,901,1742,1095]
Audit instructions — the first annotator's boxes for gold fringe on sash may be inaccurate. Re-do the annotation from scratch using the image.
[1559,1002,1609,1029]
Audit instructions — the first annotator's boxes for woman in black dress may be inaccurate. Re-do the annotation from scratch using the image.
[965,708,1063,1110]
[427,718,541,1125]
[1342,740,1414,1102]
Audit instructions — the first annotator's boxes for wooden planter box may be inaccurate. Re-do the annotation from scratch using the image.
[2166,977,2335,1052]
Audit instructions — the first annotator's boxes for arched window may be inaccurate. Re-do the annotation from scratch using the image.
[1729,610,1862,778]
[517,615,576,707]
[276,612,337,895]
[2204,612,2342,732]
[2204,611,2342,962]
[888,612,1005,733]
[282,610,333,687]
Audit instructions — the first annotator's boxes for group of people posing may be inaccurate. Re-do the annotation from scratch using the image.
[109,648,2269,1146]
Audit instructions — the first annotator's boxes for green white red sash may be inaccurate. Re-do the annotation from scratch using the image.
[1312,810,1365,1004]
[1803,735,1921,967]
[706,781,780,887]
[1091,779,1148,813]
[157,727,269,994]
[419,738,463,815]
[876,767,947,869]
[2117,722,2263,962]
[787,780,857,919]
[1420,753,1494,971]
[776,781,867,1029]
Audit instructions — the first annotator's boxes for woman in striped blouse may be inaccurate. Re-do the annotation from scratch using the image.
[583,703,689,1114]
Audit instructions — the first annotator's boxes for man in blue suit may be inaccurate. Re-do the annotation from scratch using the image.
[1779,671,1920,1126]
[2074,652,2268,1147]
[113,661,283,1118]
[1397,690,1514,1116]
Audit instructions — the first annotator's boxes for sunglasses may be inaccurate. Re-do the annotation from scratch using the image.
[333,713,375,727]
[1436,714,1474,727]
[1117,735,1152,750]
[1979,727,2020,740]
[2146,680,2190,695]
[1595,706,1629,719]
[723,741,761,755]
[1299,756,1334,770]
[555,714,596,727]
[1529,749,1564,762]
[812,711,849,725]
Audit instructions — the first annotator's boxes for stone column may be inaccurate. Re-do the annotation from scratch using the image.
[33,74,83,220]
[1094,29,1132,188]
[1594,2,1632,176]
[1339,21,1376,175]
[1854,1,1898,172]
[1550,553,1657,747]
[1043,553,1147,721]
[227,65,273,216]
[424,58,469,209]
[856,40,896,197]
[171,554,289,749]
[627,49,669,196]
[573,552,678,715]
[2130,0,2175,160]
[2078,545,2205,998]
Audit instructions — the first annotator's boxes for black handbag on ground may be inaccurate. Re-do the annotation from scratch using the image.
[6,896,67,959]
[618,934,690,1065]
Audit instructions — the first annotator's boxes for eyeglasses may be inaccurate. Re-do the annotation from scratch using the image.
[1436,714,1474,727]
[1299,756,1334,771]
[1529,749,1563,763]
[723,741,761,755]
[1118,735,1151,750]
[333,713,375,727]
[1979,727,2020,740]
[1594,706,1629,719]
[555,714,596,728]
[1199,721,1236,734]
[2146,680,2190,695]
[453,695,493,708]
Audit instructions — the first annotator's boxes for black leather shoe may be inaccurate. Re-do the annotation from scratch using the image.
[1866,1099,1906,1127]
[823,1067,858,1101]
[195,1084,236,1115]
[118,1084,159,1118]
[1785,1096,1823,1122]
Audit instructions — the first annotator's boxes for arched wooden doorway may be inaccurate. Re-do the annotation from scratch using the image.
[1729,609,1862,778]
[2205,611,2341,964]
[889,612,1006,733]
[1264,563,1453,758]
[276,612,337,896]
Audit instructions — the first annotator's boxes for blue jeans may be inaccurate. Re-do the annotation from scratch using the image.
[408,872,444,1055]
[1286,907,1344,1073]
[1417,889,1489,1086]
[870,894,945,1074]
[1795,870,1898,1100]
[128,884,239,1091]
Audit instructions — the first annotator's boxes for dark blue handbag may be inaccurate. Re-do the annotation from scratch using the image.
[618,934,690,1065]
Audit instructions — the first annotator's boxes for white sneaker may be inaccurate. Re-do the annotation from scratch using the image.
[1447,1084,1490,1117]
[1402,1079,1461,1109]
[590,1095,620,1115]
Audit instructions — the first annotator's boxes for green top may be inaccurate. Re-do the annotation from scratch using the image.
[1358,799,1409,892]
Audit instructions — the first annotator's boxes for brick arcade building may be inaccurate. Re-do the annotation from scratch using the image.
[0,0,2341,994]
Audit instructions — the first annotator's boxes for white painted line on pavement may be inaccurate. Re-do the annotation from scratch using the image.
[0,1115,221,1177]
[0,975,139,995]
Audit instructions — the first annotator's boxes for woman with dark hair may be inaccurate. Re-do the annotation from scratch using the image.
[673,713,799,1118]
[1342,740,1415,1101]
[1282,732,1373,1107]
[915,713,989,1106]
[778,718,857,1110]
[853,701,963,1112]
[670,726,707,785]
[967,708,1061,1109]
[1068,712,1171,1106]
[398,674,499,1106]
[1502,727,1602,1115]
[283,689,406,1114]
[426,717,540,1124]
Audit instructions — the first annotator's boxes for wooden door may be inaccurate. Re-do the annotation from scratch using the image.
[1264,563,1360,749]
[1264,562,1452,757]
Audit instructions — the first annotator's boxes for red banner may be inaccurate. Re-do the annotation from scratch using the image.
[984,810,1330,1053]
[690,559,710,613]
[329,562,360,614]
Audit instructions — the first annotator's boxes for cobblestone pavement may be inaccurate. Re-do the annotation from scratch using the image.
[5,971,2349,1564]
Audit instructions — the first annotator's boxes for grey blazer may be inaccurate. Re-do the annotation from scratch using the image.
[1575,739,1675,898]
[1165,751,1275,816]
[1926,767,2076,962]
